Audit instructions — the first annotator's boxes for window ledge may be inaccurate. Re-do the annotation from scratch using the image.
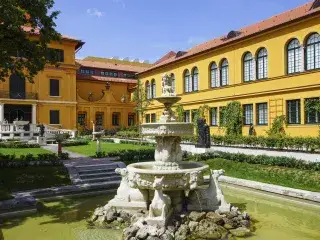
[49,96,62,98]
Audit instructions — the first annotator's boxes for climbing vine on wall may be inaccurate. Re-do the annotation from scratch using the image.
[266,115,287,136]
[305,98,320,136]
[220,101,243,136]
[175,104,185,122]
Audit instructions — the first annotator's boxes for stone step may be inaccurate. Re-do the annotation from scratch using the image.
[77,168,116,175]
[79,172,118,179]
[81,176,121,184]
[75,163,119,172]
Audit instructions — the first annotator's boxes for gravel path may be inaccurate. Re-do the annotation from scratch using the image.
[41,144,86,158]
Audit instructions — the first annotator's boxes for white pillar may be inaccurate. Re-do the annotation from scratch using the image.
[300,46,305,72]
[0,104,4,123]
[32,104,37,124]
[252,57,257,81]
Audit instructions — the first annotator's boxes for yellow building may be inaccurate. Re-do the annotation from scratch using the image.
[0,26,84,131]
[139,0,320,137]
[76,57,150,130]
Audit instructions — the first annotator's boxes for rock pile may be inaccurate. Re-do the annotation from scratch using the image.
[91,206,252,240]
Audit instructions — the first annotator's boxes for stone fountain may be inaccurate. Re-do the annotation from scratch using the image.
[91,74,251,240]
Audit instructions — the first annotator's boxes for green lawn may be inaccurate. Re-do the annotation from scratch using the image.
[0,166,71,201]
[65,142,154,157]
[0,148,50,157]
[204,158,320,192]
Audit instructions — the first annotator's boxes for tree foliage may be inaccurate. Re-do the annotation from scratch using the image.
[220,101,243,136]
[0,0,61,82]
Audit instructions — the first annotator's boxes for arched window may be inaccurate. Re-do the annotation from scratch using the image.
[243,52,254,82]
[220,59,229,86]
[145,81,151,99]
[257,48,268,79]
[151,79,156,98]
[210,62,219,88]
[306,33,320,70]
[287,39,301,74]
[170,73,175,93]
[192,67,199,91]
[184,70,191,93]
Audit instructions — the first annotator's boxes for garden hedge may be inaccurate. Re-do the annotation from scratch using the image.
[0,152,69,168]
[95,149,154,162]
[62,139,89,147]
[185,151,320,171]
[0,142,40,148]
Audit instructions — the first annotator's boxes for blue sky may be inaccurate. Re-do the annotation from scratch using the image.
[53,0,310,63]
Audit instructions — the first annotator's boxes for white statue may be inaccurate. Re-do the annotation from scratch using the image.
[147,177,172,226]
[161,73,175,97]
[188,169,230,212]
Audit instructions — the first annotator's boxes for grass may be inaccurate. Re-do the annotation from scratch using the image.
[0,166,71,201]
[204,158,320,192]
[64,142,154,157]
[0,148,50,157]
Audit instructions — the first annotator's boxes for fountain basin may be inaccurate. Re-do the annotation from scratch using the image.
[141,122,194,136]
[127,161,208,191]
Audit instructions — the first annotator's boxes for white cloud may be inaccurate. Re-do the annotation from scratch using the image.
[87,8,104,18]
[112,0,126,8]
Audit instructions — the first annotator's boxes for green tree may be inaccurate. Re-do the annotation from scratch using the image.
[132,80,151,137]
[220,101,243,136]
[0,0,61,82]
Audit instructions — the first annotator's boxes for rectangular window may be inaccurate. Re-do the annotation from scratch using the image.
[47,48,64,62]
[128,114,135,126]
[184,111,190,123]
[210,107,218,126]
[95,113,104,127]
[305,98,320,124]
[287,100,301,124]
[112,112,120,126]
[151,113,156,123]
[49,79,59,96]
[256,103,268,125]
[243,104,253,125]
[50,110,60,124]
[219,107,226,125]
[77,113,86,126]
[145,114,151,123]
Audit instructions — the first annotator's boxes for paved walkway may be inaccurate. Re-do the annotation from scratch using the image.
[181,144,320,162]
[42,144,87,158]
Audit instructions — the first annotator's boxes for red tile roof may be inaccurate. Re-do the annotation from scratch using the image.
[76,59,149,73]
[21,26,84,49]
[76,74,137,84]
[140,1,320,75]
[154,51,177,65]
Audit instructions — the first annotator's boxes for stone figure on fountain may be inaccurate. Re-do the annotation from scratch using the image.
[161,73,175,97]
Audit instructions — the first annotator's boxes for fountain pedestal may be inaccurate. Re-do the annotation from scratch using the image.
[103,73,231,229]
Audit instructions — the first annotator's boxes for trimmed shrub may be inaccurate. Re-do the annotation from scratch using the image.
[62,139,89,147]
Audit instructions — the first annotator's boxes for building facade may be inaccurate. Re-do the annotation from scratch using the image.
[139,1,320,137]
[76,57,150,130]
[0,30,84,132]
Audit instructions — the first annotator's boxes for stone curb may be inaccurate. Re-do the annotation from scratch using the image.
[209,176,320,203]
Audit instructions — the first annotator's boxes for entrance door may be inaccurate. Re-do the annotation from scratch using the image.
[10,74,26,99]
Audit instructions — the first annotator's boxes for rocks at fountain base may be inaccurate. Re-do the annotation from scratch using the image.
[90,206,252,240]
